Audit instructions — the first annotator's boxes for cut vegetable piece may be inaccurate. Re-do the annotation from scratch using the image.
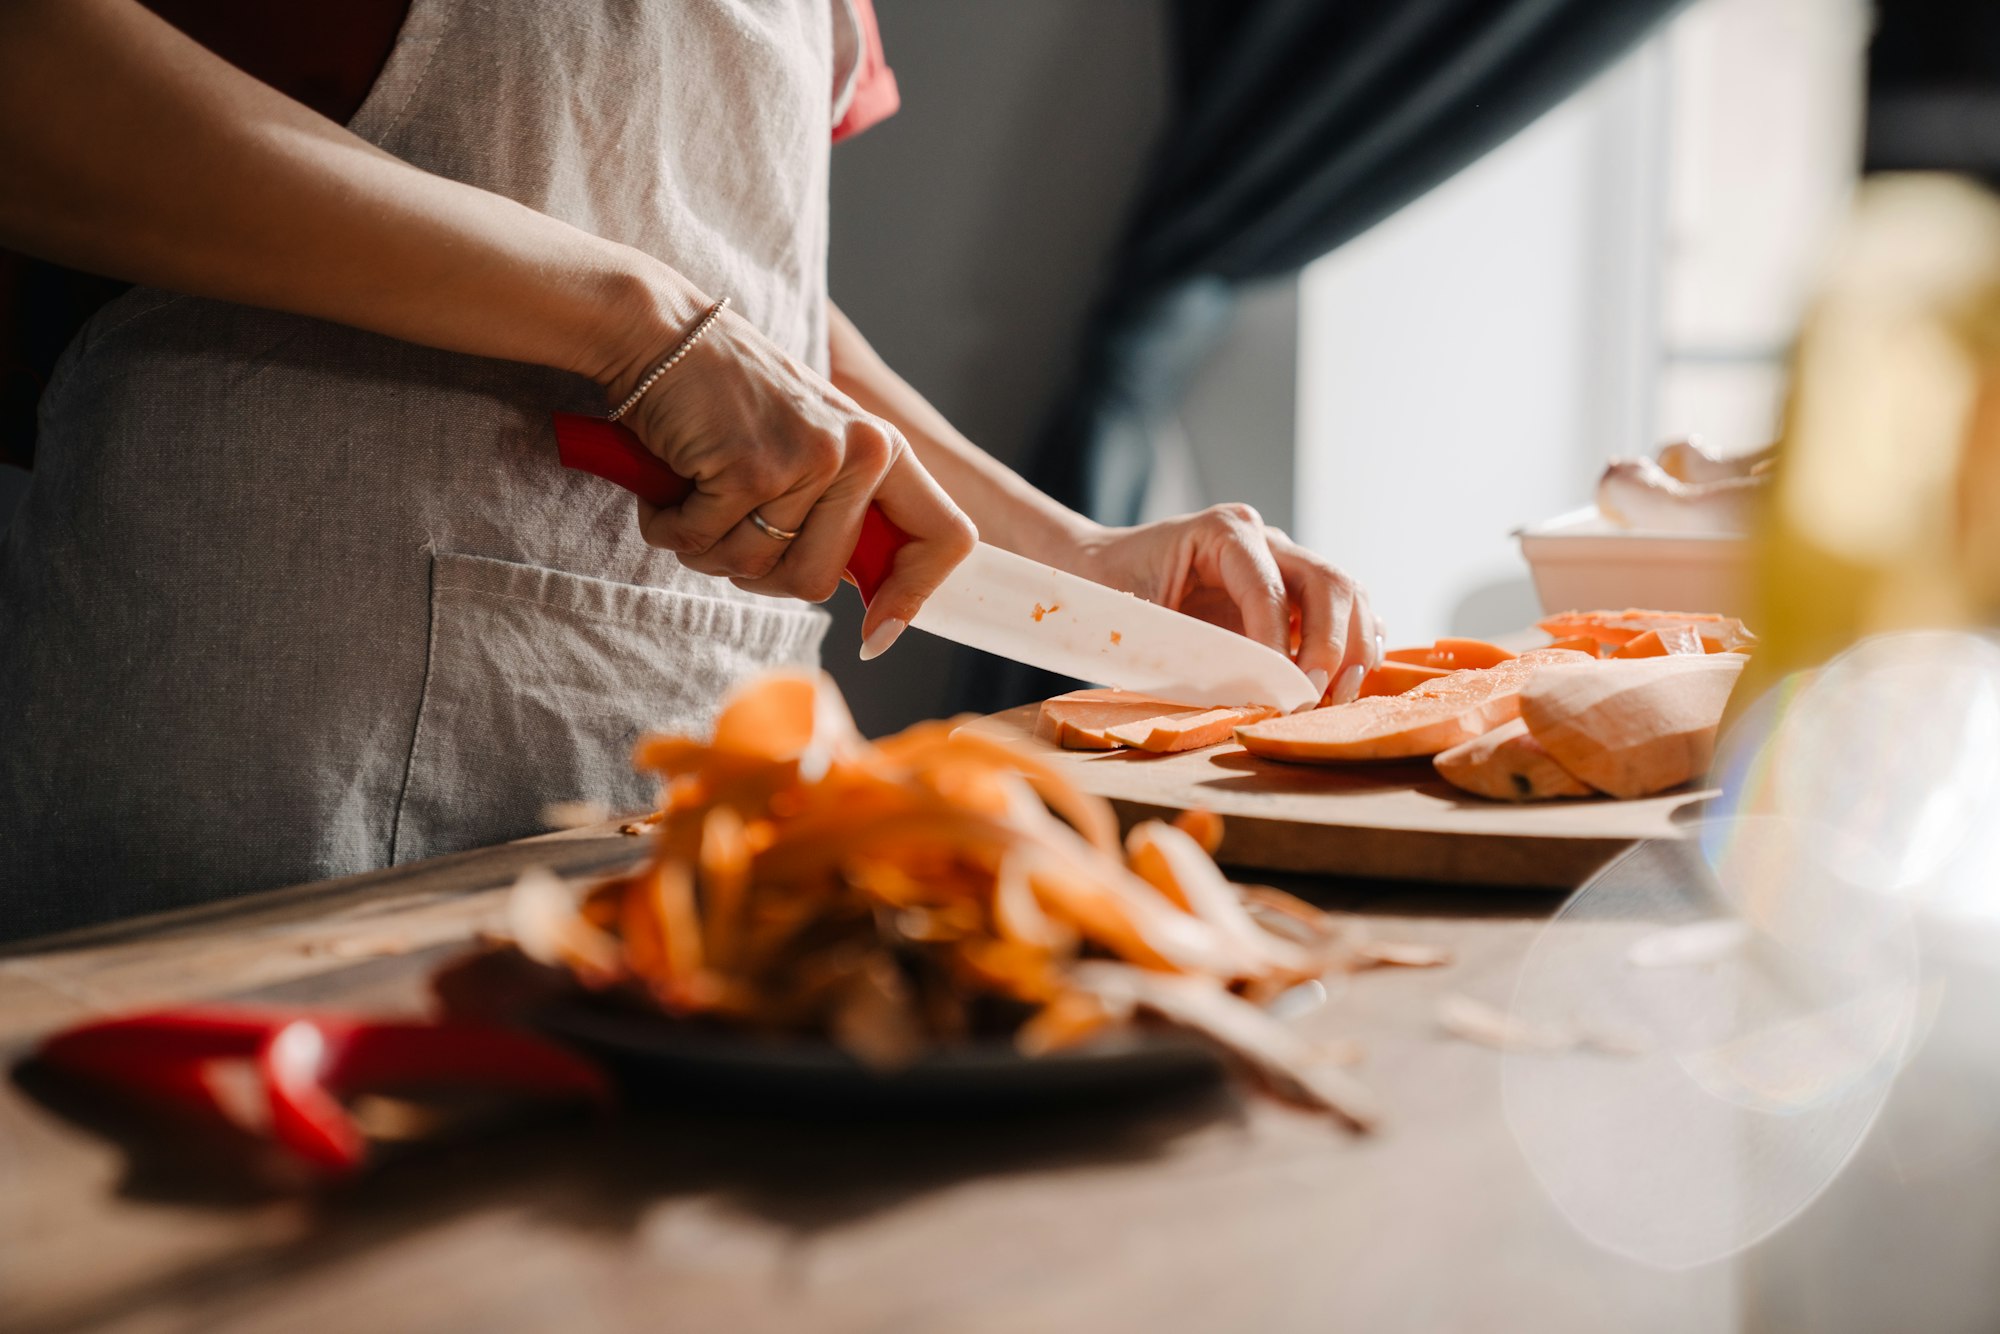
[1542,635,1604,657]
[1519,654,1746,798]
[1383,638,1517,671]
[1171,808,1225,856]
[1425,638,1518,671]
[1536,609,1756,654]
[1037,689,1270,753]
[1235,650,1594,763]
[707,669,859,773]
[1433,718,1593,802]
[1612,624,1706,659]
[1359,661,1453,697]
[1351,938,1455,968]
[1437,992,1577,1052]
[1037,689,1181,750]
[1124,821,1313,976]
[1015,991,1117,1056]
[1105,704,1276,753]
[1070,962,1379,1130]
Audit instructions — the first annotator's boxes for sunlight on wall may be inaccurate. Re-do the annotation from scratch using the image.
[1296,44,1668,643]
[1295,0,1867,645]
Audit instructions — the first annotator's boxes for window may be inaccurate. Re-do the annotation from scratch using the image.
[1286,0,1868,642]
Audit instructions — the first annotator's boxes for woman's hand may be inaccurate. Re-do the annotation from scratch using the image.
[0,1,972,662]
[1068,506,1381,703]
[615,306,976,655]
[817,304,1378,691]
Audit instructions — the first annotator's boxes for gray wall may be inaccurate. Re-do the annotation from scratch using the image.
[0,466,25,534]
[821,2,1306,735]
[822,0,1170,735]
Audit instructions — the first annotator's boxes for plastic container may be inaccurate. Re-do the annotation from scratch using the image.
[1515,507,1753,619]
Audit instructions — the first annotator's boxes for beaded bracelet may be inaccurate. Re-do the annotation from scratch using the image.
[606,295,731,422]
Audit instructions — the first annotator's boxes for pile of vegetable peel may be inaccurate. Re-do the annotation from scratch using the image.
[498,671,1446,1129]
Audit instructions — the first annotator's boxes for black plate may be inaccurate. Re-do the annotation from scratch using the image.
[533,1003,1227,1114]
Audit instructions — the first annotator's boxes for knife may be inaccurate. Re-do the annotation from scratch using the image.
[552,415,1321,712]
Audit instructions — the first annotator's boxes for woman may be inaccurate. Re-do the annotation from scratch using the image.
[0,0,1376,938]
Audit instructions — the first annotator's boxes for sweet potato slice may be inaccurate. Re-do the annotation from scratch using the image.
[1427,637,1518,670]
[1434,718,1593,801]
[1106,704,1276,752]
[1542,635,1605,657]
[1039,690,1272,754]
[1358,661,1453,697]
[1518,655,1745,798]
[1383,638,1518,671]
[1612,624,1706,658]
[1536,609,1755,653]
[1236,649,1593,763]
[1037,689,1174,750]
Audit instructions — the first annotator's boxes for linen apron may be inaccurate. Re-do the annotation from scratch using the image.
[0,0,873,938]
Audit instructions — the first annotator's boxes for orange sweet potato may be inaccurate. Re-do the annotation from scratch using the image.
[1536,609,1755,653]
[1383,638,1518,671]
[1427,637,1519,670]
[1612,624,1706,658]
[1518,654,1745,798]
[1038,690,1271,753]
[1433,718,1592,801]
[1106,704,1276,752]
[1037,689,1174,750]
[1358,661,1453,697]
[1236,649,1593,763]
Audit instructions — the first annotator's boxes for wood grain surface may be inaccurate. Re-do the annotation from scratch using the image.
[0,827,1726,1334]
[0,827,1986,1333]
[961,705,1716,889]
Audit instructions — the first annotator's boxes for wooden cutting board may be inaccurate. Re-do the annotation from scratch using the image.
[962,705,1714,890]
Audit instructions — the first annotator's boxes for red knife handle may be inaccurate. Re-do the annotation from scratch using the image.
[38,1006,611,1177]
[552,413,908,606]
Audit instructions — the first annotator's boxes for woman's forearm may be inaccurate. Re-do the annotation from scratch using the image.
[0,0,689,395]
[824,301,1096,555]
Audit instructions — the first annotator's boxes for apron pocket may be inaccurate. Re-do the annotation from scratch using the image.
[390,551,827,864]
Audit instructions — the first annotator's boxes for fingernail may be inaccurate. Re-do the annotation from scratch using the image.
[1334,663,1367,704]
[1373,632,1385,667]
[1306,668,1331,699]
[858,616,907,662]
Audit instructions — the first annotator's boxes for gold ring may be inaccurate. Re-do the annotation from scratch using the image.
[749,509,801,542]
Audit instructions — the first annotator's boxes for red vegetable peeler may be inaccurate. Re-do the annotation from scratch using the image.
[36,1006,610,1177]
[551,413,909,605]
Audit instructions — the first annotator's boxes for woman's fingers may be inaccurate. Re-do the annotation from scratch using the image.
[1287,554,1351,693]
[1200,504,1291,655]
[732,419,898,602]
[639,476,765,563]
[854,452,977,657]
[620,316,884,594]
[686,474,828,585]
[645,419,841,578]
[1273,537,1373,700]
[1065,505,1377,700]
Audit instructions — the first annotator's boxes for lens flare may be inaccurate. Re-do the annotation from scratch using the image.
[1770,633,2000,898]
[1502,632,2000,1266]
[1504,827,1917,1270]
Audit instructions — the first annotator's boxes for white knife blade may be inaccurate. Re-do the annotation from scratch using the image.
[545,416,1318,710]
[910,542,1321,713]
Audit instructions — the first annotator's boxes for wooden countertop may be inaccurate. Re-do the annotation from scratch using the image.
[0,827,1975,1334]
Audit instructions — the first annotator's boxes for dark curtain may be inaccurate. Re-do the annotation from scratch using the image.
[1867,0,2000,183]
[968,0,1688,711]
